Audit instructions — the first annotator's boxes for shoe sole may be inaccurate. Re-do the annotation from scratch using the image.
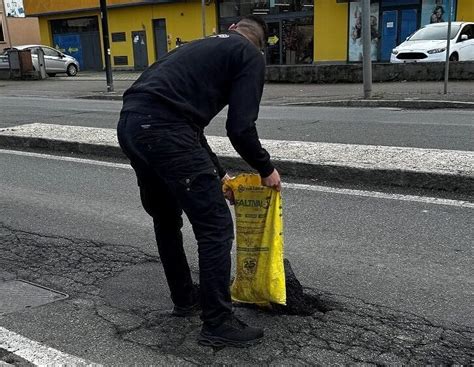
[198,334,263,348]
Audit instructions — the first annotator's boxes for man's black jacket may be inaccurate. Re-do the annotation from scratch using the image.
[122,31,274,178]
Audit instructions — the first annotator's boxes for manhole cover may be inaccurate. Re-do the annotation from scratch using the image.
[0,280,68,316]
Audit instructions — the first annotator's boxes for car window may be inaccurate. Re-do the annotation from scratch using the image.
[409,24,462,41]
[43,47,61,57]
[28,47,39,55]
[459,25,474,40]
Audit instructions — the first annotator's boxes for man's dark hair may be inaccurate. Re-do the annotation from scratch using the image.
[241,15,269,43]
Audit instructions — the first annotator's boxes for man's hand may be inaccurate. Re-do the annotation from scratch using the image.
[261,169,281,192]
[221,173,235,205]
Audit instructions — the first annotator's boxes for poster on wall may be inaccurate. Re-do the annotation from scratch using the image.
[348,1,380,62]
[4,0,25,17]
[421,0,457,27]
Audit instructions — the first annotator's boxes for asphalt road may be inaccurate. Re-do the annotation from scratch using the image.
[1,150,473,364]
[1,96,473,151]
[1,149,472,326]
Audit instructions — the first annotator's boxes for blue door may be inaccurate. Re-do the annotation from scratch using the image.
[381,8,419,61]
[381,10,398,61]
[400,9,418,42]
[53,34,83,68]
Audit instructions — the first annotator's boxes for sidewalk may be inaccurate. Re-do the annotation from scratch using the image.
[76,71,474,108]
[0,123,472,194]
[1,71,473,108]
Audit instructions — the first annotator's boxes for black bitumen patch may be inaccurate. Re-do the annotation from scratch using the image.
[234,259,340,316]
[274,259,339,316]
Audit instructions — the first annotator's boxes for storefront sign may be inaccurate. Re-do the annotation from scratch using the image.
[4,0,25,17]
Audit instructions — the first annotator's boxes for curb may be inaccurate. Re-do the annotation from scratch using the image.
[280,99,474,109]
[76,94,474,109]
[1,124,473,195]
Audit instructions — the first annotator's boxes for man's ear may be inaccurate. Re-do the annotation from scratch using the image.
[228,23,237,31]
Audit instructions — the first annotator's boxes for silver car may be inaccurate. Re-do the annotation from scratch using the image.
[0,53,9,70]
[15,44,80,77]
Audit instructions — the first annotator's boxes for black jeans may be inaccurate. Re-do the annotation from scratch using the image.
[117,111,234,326]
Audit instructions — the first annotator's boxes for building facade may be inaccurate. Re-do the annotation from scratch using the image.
[24,0,217,71]
[1,0,40,52]
[315,0,474,63]
[23,0,473,70]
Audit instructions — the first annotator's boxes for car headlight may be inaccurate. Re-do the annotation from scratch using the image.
[391,49,399,55]
[427,48,446,54]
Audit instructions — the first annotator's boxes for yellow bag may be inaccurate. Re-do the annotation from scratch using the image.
[223,174,286,306]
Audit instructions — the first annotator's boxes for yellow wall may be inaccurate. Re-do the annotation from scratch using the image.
[30,2,217,69]
[24,0,148,15]
[456,0,474,21]
[109,2,217,66]
[38,17,50,45]
[314,1,348,62]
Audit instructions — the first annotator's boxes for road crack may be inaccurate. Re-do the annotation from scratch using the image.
[1,223,472,365]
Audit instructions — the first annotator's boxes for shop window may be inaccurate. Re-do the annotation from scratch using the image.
[281,18,313,64]
[112,32,126,42]
[219,0,313,17]
[219,0,314,65]
[0,18,5,42]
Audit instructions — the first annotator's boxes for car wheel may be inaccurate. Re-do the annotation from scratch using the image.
[67,64,78,76]
[47,73,56,77]
[449,53,459,62]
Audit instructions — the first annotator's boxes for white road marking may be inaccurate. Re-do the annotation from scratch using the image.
[0,148,130,169]
[1,149,472,209]
[0,326,98,366]
[284,182,474,209]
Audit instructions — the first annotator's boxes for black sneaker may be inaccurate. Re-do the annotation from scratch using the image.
[198,316,264,348]
[171,302,201,317]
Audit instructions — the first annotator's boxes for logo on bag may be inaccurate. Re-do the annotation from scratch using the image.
[242,257,257,276]
[237,185,265,193]
[235,198,270,209]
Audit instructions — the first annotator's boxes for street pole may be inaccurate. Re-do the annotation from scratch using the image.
[1,0,12,49]
[201,0,206,38]
[99,0,114,92]
[443,0,452,95]
[361,0,372,99]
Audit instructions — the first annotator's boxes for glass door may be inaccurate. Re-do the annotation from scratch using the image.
[266,21,282,65]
